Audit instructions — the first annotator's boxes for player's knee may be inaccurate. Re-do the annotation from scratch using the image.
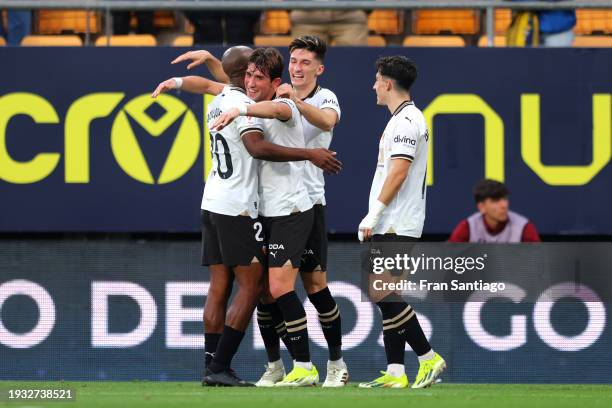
[269,281,292,299]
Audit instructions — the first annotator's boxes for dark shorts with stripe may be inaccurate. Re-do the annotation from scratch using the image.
[299,204,328,273]
[261,208,314,268]
[201,210,266,267]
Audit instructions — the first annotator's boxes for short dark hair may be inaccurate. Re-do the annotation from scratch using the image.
[289,35,327,61]
[473,179,509,203]
[248,47,284,81]
[375,56,417,92]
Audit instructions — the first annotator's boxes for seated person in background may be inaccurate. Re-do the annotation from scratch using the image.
[185,10,260,45]
[0,9,31,45]
[448,179,541,243]
[290,9,368,46]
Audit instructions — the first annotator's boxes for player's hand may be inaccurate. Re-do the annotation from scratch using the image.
[151,78,179,98]
[171,50,212,70]
[358,201,387,242]
[358,213,375,241]
[211,108,240,130]
[276,83,295,99]
[307,148,342,174]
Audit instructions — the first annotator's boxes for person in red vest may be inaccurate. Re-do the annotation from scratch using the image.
[449,179,541,243]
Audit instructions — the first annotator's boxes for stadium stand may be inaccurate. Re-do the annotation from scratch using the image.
[254,35,292,46]
[152,11,176,29]
[21,34,83,46]
[575,9,612,34]
[403,35,466,47]
[573,35,612,47]
[367,10,404,35]
[94,34,157,46]
[36,10,99,34]
[366,34,387,46]
[412,10,480,35]
[477,35,507,47]
[495,8,512,34]
[172,35,193,46]
[260,10,291,35]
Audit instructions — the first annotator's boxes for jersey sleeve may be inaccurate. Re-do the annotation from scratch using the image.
[317,89,341,121]
[228,94,263,137]
[389,117,419,161]
[236,114,264,138]
[274,98,300,127]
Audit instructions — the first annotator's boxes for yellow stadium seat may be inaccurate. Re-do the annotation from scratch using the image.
[261,11,291,35]
[575,9,612,35]
[573,35,612,47]
[413,10,480,35]
[368,10,404,35]
[254,35,293,47]
[21,35,83,46]
[95,35,157,47]
[478,35,507,47]
[403,35,466,47]
[367,35,387,46]
[495,9,512,34]
[36,10,99,34]
[0,37,5,46]
[172,35,193,47]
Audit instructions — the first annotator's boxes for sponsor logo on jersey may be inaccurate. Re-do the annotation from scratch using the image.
[394,134,416,145]
[322,98,339,107]
[207,107,222,123]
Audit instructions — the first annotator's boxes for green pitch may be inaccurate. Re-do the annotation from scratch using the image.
[1,382,611,408]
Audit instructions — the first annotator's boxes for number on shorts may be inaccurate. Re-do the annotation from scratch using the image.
[253,222,264,242]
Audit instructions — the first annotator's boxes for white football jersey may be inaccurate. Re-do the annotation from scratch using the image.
[252,98,313,217]
[201,86,263,219]
[301,86,341,206]
[368,100,429,238]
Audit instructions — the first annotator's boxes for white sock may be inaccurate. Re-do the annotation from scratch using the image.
[386,363,405,378]
[269,359,283,369]
[328,357,345,368]
[418,349,435,362]
[295,361,313,370]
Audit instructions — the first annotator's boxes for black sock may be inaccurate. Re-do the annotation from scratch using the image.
[377,294,431,357]
[276,291,310,363]
[269,302,296,360]
[403,312,432,356]
[257,303,281,362]
[209,325,245,374]
[308,287,342,361]
[204,333,221,369]
[377,299,407,365]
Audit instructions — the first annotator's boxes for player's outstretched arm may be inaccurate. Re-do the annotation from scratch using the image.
[242,131,342,174]
[211,102,292,131]
[171,50,230,84]
[276,83,338,132]
[151,76,225,98]
[358,158,411,241]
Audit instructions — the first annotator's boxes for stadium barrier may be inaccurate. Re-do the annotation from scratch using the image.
[1,240,610,382]
[1,47,611,234]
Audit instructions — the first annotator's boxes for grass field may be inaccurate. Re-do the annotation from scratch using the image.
[1,382,612,408]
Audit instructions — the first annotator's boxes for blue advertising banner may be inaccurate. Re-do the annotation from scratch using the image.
[1,241,611,383]
[0,47,611,234]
